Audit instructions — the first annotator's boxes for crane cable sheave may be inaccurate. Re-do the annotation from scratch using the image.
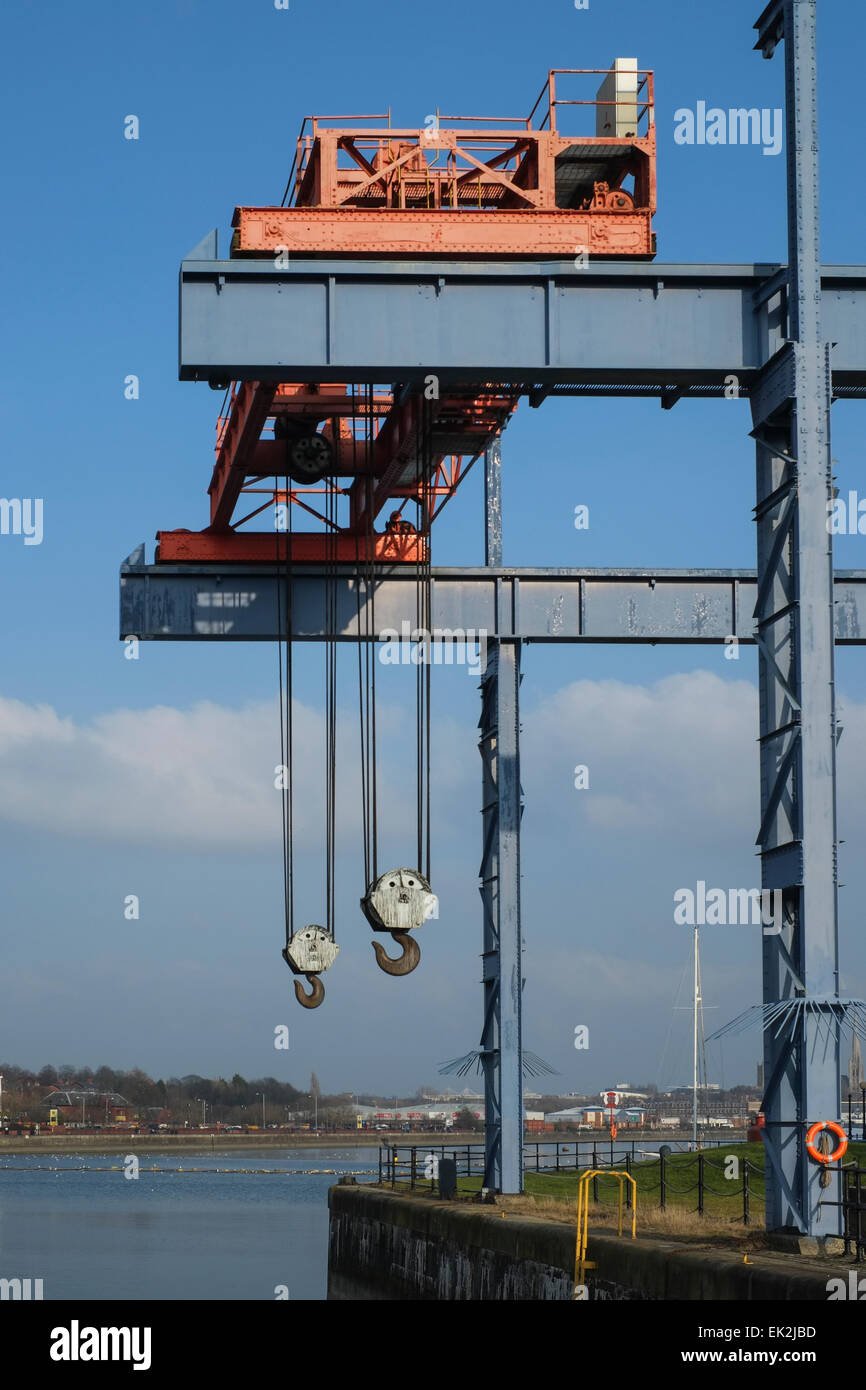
[362,869,437,976]
[282,925,339,1009]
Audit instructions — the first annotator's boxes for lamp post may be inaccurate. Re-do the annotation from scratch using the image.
[195,1097,206,1126]
[256,1092,266,1129]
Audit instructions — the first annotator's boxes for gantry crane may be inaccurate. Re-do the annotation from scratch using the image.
[124,10,866,1230]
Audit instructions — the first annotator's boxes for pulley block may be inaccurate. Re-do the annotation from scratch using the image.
[361,869,437,978]
[274,417,334,483]
[361,868,437,933]
[282,925,339,1009]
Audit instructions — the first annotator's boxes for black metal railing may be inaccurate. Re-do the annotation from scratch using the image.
[842,1167,866,1262]
[378,1138,760,1220]
[522,1137,731,1172]
[377,1144,865,1243]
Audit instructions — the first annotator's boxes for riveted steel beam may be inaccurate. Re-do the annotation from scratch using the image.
[119,559,866,644]
[179,256,866,389]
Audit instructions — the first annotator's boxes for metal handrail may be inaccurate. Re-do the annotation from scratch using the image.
[526,68,654,136]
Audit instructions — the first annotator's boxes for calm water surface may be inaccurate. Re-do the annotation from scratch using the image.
[0,1146,378,1300]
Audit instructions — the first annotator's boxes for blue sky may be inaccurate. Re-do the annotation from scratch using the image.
[1,0,864,1098]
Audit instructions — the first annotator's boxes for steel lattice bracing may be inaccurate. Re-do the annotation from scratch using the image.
[749,0,846,1235]
[162,375,518,567]
[478,440,524,1193]
[231,68,656,260]
[164,63,657,571]
[478,639,525,1193]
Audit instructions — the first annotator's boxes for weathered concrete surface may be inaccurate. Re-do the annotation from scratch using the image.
[328,1187,846,1301]
[329,1186,573,1299]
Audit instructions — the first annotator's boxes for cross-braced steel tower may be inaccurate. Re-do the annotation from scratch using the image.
[748,0,848,1237]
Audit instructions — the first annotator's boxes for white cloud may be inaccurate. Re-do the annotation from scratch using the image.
[1,669,864,880]
[523,671,761,839]
[0,692,472,852]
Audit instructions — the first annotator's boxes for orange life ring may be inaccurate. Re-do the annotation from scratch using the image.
[805,1120,848,1164]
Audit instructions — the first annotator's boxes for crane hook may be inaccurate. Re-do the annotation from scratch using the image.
[293,973,325,1009]
[372,930,421,977]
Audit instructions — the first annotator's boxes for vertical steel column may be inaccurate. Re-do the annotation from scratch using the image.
[478,437,524,1193]
[753,0,842,1235]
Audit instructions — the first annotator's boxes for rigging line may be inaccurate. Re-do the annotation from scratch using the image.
[421,388,434,877]
[356,379,374,889]
[352,386,371,889]
[286,468,295,943]
[325,440,339,939]
[276,461,295,947]
[414,390,432,882]
[424,402,432,883]
[331,458,338,935]
[368,381,379,882]
[276,468,287,946]
[698,941,710,1092]
[416,398,423,873]
[657,950,691,1090]
[331,558,336,935]
[324,517,328,935]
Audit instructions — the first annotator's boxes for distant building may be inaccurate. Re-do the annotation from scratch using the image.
[42,1085,131,1122]
[525,1110,553,1134]
[850,1037,863,1097]
[545,1105,642,1129]
[358,1103,484,1129]
[654,1090,754,1124]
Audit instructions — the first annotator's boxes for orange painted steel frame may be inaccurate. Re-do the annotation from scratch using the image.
[232,70,656,260]
[157,529,426,565]
[159,69,656,566]
[158,379,518,565]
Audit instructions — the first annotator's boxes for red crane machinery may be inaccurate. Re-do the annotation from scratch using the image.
[156,64,656,567]
[233,64,656,260]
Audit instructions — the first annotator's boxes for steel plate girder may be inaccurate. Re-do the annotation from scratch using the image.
[179,257,866,387]
[230,208,654,258]
[119,562,866,642]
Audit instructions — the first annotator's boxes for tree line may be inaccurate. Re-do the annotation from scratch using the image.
[0,1064,335,1125]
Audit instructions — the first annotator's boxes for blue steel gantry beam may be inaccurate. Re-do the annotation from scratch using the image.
[179,254,866,392]
[120,560,866,645]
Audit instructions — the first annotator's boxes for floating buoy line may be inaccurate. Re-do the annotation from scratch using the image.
[0,1164,376,1176]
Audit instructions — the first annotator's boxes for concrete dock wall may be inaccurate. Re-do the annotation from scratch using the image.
[328,1186,838,1300]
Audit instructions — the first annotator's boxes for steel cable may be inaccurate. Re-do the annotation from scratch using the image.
[276,461,295,948]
